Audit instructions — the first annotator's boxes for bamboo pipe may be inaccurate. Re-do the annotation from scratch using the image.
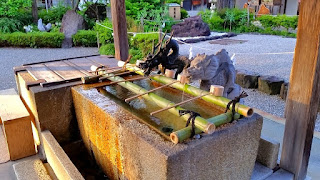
[105,76,147,85]
[150,93,210,116]
[96,72,215,134]
[124,81,179,102]
[99,71,132,81]
[170,112,241,144]
[118,62,253,117]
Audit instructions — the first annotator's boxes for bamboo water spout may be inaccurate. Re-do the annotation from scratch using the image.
[83,71,215,134]
[118,62,253,117]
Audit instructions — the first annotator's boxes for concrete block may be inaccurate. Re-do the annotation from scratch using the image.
[258,76,284,95]
[72,86,263,180]
[251,162,273,180]
[42,130,84,180]
[13,159,51,180]
[236,70,260,89]
[265,168,294,180]
[0,89,36,160]
[257,135,280,169]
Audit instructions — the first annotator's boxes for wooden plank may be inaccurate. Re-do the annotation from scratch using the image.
[44,61,86,80]
[67,58,100,72]
[280,1,320,180]
[0,89,35,160]
[27,64,63,83]
[110,0,129,61]
[63,60,91,76]
[85,56,119,68]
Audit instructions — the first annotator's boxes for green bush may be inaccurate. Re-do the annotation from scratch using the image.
[258,15,298,30]
[0,32,64,48]
[0,18,23,33]
[94,19,113,45]
[130,33,159,57]
[99,44,115,56]
[72,30,97,47]
[38,5,71,24]
[180,8,188,19]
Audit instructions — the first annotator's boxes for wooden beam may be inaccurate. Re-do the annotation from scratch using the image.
[280,1,320,179]
[110,0,129,61]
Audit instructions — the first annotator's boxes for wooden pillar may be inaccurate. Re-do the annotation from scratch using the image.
[110,0,129,61]
[280,1,320,180]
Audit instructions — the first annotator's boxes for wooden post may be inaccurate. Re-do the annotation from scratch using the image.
[110,0,129,61]
[280,1,320,180]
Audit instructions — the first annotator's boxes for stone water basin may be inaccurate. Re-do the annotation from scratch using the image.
[71,77,263,180]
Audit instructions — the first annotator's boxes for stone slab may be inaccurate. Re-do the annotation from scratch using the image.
[72,85,263,180]
[13,159,52,180]
[42,130,84,180]
[250,162,273,180]
[257,135,280,169]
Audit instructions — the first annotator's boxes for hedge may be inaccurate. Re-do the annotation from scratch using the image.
[0,32,64,48]
[72,30,97,47]
[99,43,115,56]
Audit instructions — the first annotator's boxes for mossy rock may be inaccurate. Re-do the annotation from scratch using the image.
[236,70,260,89]
[258,76,284,95]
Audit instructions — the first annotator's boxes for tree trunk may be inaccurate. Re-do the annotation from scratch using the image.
[32,0,38,24]
[217,0,235,9]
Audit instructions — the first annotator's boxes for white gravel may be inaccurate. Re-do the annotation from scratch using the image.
[179,34,320,132]
[0,47,98,90]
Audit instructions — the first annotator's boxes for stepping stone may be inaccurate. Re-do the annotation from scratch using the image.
[258,76,284,95]
[265,168,294,180]
[236,70,260,89]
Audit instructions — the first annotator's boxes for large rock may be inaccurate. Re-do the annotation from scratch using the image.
[171,16,210,37]
[258,76,284,95]
[236,70,260,89]
[280,82,289,100]
[60,10,84,48]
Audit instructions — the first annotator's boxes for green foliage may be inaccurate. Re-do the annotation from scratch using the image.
[94,19,113,45]
[0,18,22,33]
[125,0,162,19]
[99,43,115,56]
[72,30,97,47]
[165,0,182,4]
[38,4,71,24]
[0,0,32,17]
[258,15,298,30]
[129,33,159,63]
[198,8,297,37]
[0,32,64,48]
[180,8,188,19]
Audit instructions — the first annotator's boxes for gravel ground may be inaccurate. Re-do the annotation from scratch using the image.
[179,34,320,132]
[0,47,98,90]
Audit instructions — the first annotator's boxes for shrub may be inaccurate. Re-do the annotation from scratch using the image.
[180,8,188,19]
[94,19,113,45]
[38,4,71,24]
[0,32,64,48]
[258,15,298,31]
[73,30,97,47]
[99,44,115,56]
[130,33,159,57]
[0,18,23,33]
